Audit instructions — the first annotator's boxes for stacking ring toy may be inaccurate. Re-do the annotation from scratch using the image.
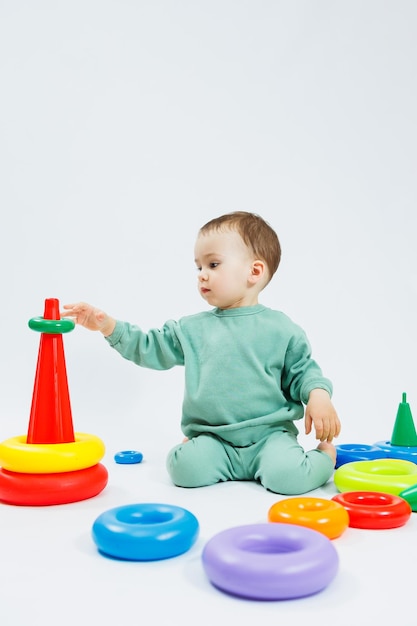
[92,503,200,561]
[0,463,108,506]
[114,450,143,464]
[28,317,75,334]
[335,444,387,468]
[202,523,338,600]
[334,458,417,495]
[331,491,411,529]
[374,440,417,463]
[268,497,349,539]
[0,432,105,473]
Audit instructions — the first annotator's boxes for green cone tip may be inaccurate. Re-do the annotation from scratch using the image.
[390,392,417,447]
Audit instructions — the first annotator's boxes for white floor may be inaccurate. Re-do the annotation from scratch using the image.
[1,2,417,625]
[1,414,417,626]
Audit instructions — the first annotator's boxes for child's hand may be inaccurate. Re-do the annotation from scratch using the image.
[305,389,341,443]
[60,302,116,336]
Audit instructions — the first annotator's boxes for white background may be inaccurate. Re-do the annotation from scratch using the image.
[1,1,416,625]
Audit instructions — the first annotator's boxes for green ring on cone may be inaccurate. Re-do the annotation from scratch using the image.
[28,317,75,334]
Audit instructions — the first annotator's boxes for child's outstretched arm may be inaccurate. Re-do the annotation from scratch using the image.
[304,388,341,443]
[61,302,116,337]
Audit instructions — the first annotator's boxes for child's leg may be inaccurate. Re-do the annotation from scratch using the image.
[166,434,237,488]
[253,430,335,495]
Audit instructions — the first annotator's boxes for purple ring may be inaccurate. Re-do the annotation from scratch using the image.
[202,523,339,600]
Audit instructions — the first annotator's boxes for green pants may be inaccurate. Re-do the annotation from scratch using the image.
[166,430,334,495]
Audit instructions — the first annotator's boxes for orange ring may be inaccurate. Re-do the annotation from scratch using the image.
[331,491,412,529]
[0,463,108,506]
[268,497,349,539]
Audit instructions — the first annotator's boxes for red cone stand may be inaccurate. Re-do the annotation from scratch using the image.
[27,298,75,444]
[0,298,108,506]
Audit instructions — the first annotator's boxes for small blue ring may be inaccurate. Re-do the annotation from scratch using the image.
[114,450,143,464]
[92,503,200,561]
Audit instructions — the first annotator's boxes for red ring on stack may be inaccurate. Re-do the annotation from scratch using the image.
[0,463,108,506]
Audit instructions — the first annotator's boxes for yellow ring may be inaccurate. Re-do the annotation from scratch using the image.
[334,458,417,495]
[0,433,105,474]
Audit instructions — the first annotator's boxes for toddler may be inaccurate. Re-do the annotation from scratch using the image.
[62,211,340,494]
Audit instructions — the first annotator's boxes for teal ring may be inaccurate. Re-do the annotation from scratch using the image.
[28,317,75,334]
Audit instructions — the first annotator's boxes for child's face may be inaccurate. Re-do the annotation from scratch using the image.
[194,229,260,309]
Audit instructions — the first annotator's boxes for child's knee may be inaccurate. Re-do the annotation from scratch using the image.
[256,452,334,495]
[167,436,233,488]
[258,465,306,495]
[166,439,214,488]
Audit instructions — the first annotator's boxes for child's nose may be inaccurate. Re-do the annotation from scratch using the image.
[199,269,208,281]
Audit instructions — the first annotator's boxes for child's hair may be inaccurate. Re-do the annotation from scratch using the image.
[199,211,281,282]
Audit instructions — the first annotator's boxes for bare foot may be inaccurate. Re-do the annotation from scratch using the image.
[317,441,336,465]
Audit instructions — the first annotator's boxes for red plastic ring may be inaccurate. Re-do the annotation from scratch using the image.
[331,491,411,529]
[0,463,108,506]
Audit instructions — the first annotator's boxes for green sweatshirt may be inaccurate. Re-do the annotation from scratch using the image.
[105,304,332,447]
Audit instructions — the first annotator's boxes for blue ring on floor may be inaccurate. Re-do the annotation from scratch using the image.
[335,443,387,468]
[114,450,143,464]
[92,503,200,561]
[374,440,417,463]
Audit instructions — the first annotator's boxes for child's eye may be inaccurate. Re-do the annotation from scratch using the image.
[210,262,219,268]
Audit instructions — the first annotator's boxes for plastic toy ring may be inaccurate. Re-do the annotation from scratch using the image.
[334,458,417,496]
[335,443,387,468]
[92,503,200,561]
[0,463,108,506]
[374,440,417,463]
[28,317,75,334]
[268,497,349,539]
[202,523,338,600]
[0,432,105,473]
[114,450,143,464]
[331,491,412,529]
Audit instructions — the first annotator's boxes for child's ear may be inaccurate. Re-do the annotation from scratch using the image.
[249,260,266,284]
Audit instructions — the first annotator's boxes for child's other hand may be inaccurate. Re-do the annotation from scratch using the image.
[60,302,116,336]
[305,389,341,443]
